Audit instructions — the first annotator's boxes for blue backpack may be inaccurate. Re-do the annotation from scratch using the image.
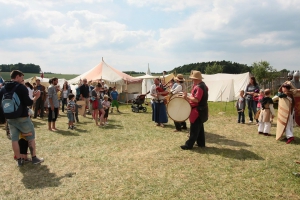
[1,84,23,119]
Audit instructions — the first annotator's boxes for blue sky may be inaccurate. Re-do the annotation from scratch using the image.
[0,0,299,74]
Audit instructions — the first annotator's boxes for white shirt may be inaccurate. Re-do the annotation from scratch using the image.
[150,84,165,100]
[27,87,34,100]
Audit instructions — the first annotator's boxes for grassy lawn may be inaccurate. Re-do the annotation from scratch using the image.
[0,72,78,81]
[0,102,299,199]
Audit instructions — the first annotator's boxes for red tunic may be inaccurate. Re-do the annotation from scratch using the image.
[189,84,204,123]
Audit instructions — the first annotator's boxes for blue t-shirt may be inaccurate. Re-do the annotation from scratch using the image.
[110,91,118,100]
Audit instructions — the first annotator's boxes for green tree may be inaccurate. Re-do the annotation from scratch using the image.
[205,63,223,74]
[252,61,279,85]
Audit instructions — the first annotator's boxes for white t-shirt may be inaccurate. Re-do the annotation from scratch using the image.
[63,90,68,98]
[27,87,34,100]
[150,84,165,100]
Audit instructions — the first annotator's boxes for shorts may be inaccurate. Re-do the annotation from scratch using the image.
[67,112,74,122]
[104,109,109,118]
[111,100,119,108]
[7,117,35,141]
[48,107,59,122]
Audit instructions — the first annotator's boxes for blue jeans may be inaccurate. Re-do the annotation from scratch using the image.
[7,117,35,141]
[247,99,257,122]
[237,109,245,123]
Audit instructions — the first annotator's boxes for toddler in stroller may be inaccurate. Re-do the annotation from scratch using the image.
[131,94,147,113]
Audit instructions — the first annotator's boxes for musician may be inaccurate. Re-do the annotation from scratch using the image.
[150,78,168,127]
[181,71,208,150]
[170,74,188,132]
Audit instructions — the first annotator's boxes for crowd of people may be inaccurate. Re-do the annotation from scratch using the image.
[235,71,300,144]
[0,70,121,166]
[0,69,299,167]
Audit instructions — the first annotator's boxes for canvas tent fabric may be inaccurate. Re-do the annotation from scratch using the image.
[201,72,250,102]
[24,76,67,90]
[68,60,141,85]
[134,67,157,98]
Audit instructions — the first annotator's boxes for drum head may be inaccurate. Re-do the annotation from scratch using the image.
[167,97,191,122]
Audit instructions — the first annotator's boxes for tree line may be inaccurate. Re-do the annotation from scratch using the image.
[0,63,41,73]
[170,60,252,75]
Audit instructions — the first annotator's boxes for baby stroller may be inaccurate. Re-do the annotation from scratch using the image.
[131,94,147,113]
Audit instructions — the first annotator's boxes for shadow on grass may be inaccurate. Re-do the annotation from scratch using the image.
[32,121,46,127]
[19,165,75,189]
[101,123,123,129]
[277,136,300,145]
[206,132,251,147]
[55,130,80,136]
[192,147,264,160]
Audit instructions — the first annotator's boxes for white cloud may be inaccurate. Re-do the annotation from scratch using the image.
[241,32,294,47]
[0,0,300,74]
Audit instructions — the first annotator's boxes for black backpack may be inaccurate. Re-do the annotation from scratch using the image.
[1,84,23,119]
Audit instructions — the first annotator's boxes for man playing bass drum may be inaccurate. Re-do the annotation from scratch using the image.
[170,74,188,132]
[181,70,208,150]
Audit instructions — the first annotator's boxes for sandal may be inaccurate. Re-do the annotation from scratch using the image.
[160,124,164,128]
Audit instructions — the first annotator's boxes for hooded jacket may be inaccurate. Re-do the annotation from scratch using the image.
[0,81,33,118]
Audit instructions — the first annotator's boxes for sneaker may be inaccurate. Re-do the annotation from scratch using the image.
[32,156,44,164]
[24,158,32,163]
[17,159,23,167]
[249,121,253,123]
[286,137,295,144]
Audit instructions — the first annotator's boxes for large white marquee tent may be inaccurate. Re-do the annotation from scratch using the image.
[68,59,142,94]
[201,72,250,102]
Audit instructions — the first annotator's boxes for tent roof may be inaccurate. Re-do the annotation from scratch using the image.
[134,74,158,79]
[68,60,141,84]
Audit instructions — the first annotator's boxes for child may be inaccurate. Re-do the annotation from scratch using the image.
[257,89,264,111]
[102,95,111,125]
[18,132,32,163]
[278,84,295,143]
[257,89,275,136]
[235,90,245,124]
[67,93,76,130]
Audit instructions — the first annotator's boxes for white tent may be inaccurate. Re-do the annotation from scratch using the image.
[134,66,157,98]
[201,72,250,102]
[68,59,141,85]
[68,59,142,94]
[24,76,67,90]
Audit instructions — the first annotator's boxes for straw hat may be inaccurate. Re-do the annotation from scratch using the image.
[189,70,204,80]
[174,74,185,82]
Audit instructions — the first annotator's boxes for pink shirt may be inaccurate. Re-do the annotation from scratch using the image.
[257,94,264,108]
[189,84,205,123]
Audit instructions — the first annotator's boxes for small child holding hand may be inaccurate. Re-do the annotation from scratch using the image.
[102,95,111,125]
[67,93,76,130]
[236,90,245,124]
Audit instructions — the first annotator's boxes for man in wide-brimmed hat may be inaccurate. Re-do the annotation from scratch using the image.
[171,74,188,132]
[181,70,208,150]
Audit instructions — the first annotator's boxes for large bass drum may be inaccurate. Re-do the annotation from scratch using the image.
[167,97,191,122]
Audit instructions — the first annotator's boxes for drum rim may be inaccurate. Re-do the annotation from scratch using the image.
[167,97,191,122]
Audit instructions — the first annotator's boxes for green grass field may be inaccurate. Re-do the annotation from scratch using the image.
[0,102,299,199]
[0,72,78,81]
